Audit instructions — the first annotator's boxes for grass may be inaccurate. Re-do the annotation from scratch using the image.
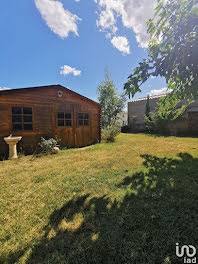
[0,133,198,264]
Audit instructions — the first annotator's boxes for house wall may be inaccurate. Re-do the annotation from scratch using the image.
[0,86,101,157]
[128,96,198,135]
[128,97,159,131]
[117,112,128,126]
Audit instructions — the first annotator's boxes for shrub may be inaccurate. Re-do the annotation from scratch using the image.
[145,94,189,135]
[102,125,120,143]
[144,112,168,134]
[121,125,131,133]
[39,137,58,155]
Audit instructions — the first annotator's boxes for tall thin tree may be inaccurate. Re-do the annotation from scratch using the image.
[97,72,126,128]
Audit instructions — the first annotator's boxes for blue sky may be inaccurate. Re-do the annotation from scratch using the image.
[0,0,167,102]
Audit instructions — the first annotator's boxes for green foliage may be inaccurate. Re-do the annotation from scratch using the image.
[39,137,58,155]
[145,95,151,118]
[102,124,121,142]
[145,94,188,134]
[124,0,198,99]
[98,72,126,128]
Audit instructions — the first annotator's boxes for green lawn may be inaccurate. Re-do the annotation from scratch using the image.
[1,133,198,264]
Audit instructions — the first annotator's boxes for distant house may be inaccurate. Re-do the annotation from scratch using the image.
[117,111,128,126]
[0,85,101,157]
[128,94,198,135]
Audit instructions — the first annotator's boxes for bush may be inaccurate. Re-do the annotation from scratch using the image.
[144,112,169,134]
[121,125,131,133]
[39,137,58,155]
[145,94,189,135]
[102,125,120,143]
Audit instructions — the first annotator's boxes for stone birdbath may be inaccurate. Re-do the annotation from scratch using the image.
[4,136,22,159]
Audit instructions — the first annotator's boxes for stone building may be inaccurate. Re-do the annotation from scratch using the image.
[128,94,198,135]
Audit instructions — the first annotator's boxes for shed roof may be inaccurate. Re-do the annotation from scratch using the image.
[0,84,101,107]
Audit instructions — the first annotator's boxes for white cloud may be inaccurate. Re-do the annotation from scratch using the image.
[96,8,117,34]
[111,36,130,54]
[149,87,172,97]
[96,0,157,48]
[0,87,11,91]
[60,65,81,76]
[35,0,81,38]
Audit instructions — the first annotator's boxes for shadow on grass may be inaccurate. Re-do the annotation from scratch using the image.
[3,153,198,264]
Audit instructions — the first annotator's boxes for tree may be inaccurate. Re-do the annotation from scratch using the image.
[124,0,198,99]
[97,72,126,128]
[145,95,151,118]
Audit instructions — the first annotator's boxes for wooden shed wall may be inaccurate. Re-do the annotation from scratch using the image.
[0,86,101,157]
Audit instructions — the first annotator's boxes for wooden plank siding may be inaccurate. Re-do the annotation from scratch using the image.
[0,85,101,157]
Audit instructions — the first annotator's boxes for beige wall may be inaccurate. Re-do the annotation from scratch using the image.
[128,97,159,131]
[128,96,198,134]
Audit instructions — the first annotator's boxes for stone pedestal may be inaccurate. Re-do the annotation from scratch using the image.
[53,146,60,154]
[4,137,22,159]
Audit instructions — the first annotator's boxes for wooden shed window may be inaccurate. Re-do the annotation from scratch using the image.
[78,113,89,126]
[12,107,33,131]
[57,112,72,127]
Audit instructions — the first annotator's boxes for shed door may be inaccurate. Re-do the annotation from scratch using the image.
[75,105,93,147]
[54,103,75,147]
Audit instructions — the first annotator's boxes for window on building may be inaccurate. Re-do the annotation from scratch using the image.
[12,107,33,131]
[57,112,72,127]
[78,113,89,126]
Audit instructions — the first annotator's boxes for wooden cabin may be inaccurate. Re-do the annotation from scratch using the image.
[0,85,101,157]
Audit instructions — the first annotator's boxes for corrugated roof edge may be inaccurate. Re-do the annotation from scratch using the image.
[0,84,101,107]
[129,93,168,103]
